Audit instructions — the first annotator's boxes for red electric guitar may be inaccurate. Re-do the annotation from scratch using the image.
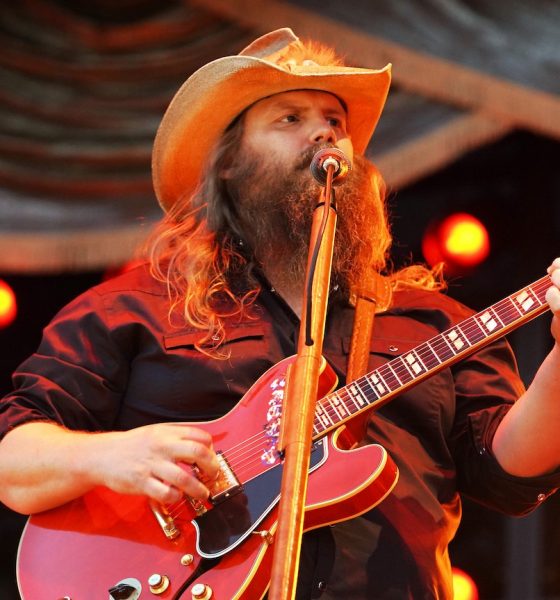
[17,274,553,599]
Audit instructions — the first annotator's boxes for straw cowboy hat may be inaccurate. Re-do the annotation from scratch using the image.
[152,28,391,212]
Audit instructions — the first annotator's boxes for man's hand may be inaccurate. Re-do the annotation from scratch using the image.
[92,423,220,505]
[546,258,560,343]
[0,421,219,514]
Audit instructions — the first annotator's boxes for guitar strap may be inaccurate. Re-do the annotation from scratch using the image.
[311,271,392,598]
[341,269,391,448]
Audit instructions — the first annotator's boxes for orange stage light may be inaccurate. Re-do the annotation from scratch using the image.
[422,213,490,272]
[452,566,479,600]
[0,279,17,328]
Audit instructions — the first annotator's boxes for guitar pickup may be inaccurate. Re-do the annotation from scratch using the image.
[194,452,242,505]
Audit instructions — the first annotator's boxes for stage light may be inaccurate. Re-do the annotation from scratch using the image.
[452,567,479,600]
[0,279,17,328]
[422,213,490,273]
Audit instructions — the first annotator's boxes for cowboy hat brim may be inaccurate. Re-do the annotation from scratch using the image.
[152,50,391,212]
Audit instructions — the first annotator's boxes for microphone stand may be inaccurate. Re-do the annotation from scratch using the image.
[268,162,339,600]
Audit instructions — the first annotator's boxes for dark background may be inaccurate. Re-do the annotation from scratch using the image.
[1,130,559,598]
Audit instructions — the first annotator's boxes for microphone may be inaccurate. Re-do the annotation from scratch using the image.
[310,147,352,186]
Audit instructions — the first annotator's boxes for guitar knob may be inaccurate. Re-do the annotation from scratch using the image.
[148,573,170,595]
[191,583,213,599]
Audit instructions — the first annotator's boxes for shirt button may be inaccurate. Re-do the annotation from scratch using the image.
[317,581,327,591]
[388,345,398,352]
[538,493,546,502]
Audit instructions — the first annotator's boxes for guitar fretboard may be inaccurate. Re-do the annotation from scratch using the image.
[312,275,553,438]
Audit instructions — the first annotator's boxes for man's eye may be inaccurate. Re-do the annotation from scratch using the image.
[328,117,342,127]
[281,114,299,123]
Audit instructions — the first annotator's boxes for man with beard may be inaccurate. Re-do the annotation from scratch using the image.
[1,28,560,599]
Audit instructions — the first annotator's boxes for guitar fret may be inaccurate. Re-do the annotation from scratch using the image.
[364,374,381,399]
[392,357,414,385]
[401,355,416,378]
[415,348,431,370]
[477,310,500,335]
[441,332,456,356]
[326,395,343,420]
[457,324,472,346]
[489,306,506,328]
[366,372,387,397]
[424,338,451,363]
[471,316,486,337]
[387,362,403,385]
[508,295,524,317]
[403,349,427,377]
[513,287,541,315]
[463,317,486,345]
[424,340,442,364]
[316,402,334,428]
[532,280,550,304]
[380,364,399,391]
[489,298,511,327]
[525,285,546,306]
[417,342,446,371]
[378,369,391,389]
[349,383,368,408]
[445,326,469,353]
[333,390,351,417]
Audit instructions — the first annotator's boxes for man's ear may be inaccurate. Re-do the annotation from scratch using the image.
[219,144,241,180]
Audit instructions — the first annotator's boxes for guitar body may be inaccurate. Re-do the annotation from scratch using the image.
[17,356,398,600]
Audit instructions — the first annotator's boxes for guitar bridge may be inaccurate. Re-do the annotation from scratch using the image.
[150,501,180,540]
[194,451,242,505]
[152,452,243,537]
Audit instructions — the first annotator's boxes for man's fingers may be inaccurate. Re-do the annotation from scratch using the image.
[152,461,211,500]
[172,424,214,448]
[170,438,220,479]
[546,286,560,313]
[547,257,560,274]
[144,477,183,505]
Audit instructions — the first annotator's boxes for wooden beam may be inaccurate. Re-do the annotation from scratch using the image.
[0,224,153,273]
[194,0,560,139]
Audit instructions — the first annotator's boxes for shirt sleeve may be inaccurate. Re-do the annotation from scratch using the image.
[0,288,130,439]
[450,337,560,515]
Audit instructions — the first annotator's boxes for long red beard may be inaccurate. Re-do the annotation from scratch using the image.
[226,146,381,299]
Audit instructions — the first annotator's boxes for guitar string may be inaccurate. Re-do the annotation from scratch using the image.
[328,278,552,420]
[167,436,280,518]
[167,278,551,518]
[297,278,551,430]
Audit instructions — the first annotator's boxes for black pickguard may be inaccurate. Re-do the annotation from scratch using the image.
[195,440,326,557]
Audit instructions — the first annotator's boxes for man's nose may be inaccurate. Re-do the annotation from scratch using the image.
[310,123,336,145]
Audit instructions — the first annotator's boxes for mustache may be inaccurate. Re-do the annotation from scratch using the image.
[293,143,337,171]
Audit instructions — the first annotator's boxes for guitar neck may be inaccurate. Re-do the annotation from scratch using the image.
[312,274,553,439]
